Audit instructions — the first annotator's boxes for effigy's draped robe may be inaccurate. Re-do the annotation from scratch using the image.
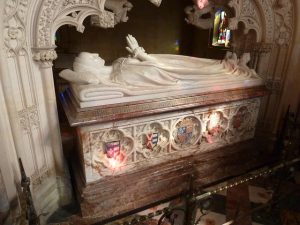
[111,54,242,88]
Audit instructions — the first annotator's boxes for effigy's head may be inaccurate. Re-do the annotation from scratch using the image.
[78,52,105,66]
[74,52,105,72]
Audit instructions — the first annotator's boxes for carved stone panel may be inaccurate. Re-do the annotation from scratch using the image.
[78,98,261,183]
[172,116,202,150]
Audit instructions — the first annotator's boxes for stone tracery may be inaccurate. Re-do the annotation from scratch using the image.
[33,0,163,52]
[80,99,260,183]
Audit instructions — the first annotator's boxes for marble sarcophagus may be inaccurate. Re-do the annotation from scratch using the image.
[60,84,267,221]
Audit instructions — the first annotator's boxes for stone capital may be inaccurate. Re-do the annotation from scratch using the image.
[32,48,57,68]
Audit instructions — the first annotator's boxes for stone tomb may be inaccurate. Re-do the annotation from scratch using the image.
[60,85,268,221]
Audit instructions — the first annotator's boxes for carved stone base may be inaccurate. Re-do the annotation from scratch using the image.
[72,155,193,220]
[60,86,268,221]
[69,138,275,223]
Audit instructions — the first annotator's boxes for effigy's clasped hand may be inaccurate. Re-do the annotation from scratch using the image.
[126,34,146,58]
[132,47,145,58]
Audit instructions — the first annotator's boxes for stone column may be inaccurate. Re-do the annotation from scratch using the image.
[33,49,65,175]
[33,48,73,205]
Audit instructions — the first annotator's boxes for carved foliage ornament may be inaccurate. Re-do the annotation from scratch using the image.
[18,106,40,133]
[185,0,214,30]
[274,0,293,45]
[91,0,132,27]
[185,4,214,29]
[4,0,29,56]
[33,49,58,62]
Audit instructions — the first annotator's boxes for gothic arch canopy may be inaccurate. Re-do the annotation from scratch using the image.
[228,0,275,43]
[34,0,112,49]
[184,0,288,44]
[31,0,162,52]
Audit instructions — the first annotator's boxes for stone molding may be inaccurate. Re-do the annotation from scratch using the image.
[60,86,268,126]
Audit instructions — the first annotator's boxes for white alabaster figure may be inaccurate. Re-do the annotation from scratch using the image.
[59,35,263,105]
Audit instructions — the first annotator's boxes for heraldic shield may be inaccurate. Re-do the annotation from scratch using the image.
[146,133,159,150]
[177,119,194,144]
[105,141,121,159]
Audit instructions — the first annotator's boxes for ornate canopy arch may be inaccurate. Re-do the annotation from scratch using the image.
[228,0,294,45]
[31,0,162,58]
[228,0,275,43]
[184,0,281,44]
[33,0,114,50]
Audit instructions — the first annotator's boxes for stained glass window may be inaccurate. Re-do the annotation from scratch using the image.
[212,10,231,48]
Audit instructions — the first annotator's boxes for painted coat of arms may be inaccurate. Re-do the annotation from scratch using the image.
[177,120,194,144]
[173,117,201,150]
[105,141,120,159]
[146,133,159,150]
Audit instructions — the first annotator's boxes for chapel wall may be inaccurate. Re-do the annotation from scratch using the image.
[277,0,300,124]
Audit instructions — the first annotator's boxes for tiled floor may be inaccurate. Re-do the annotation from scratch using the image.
[45,167,300,225]
[141,169,300,225]
[194,170,300,225]
[195,182,269,225]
